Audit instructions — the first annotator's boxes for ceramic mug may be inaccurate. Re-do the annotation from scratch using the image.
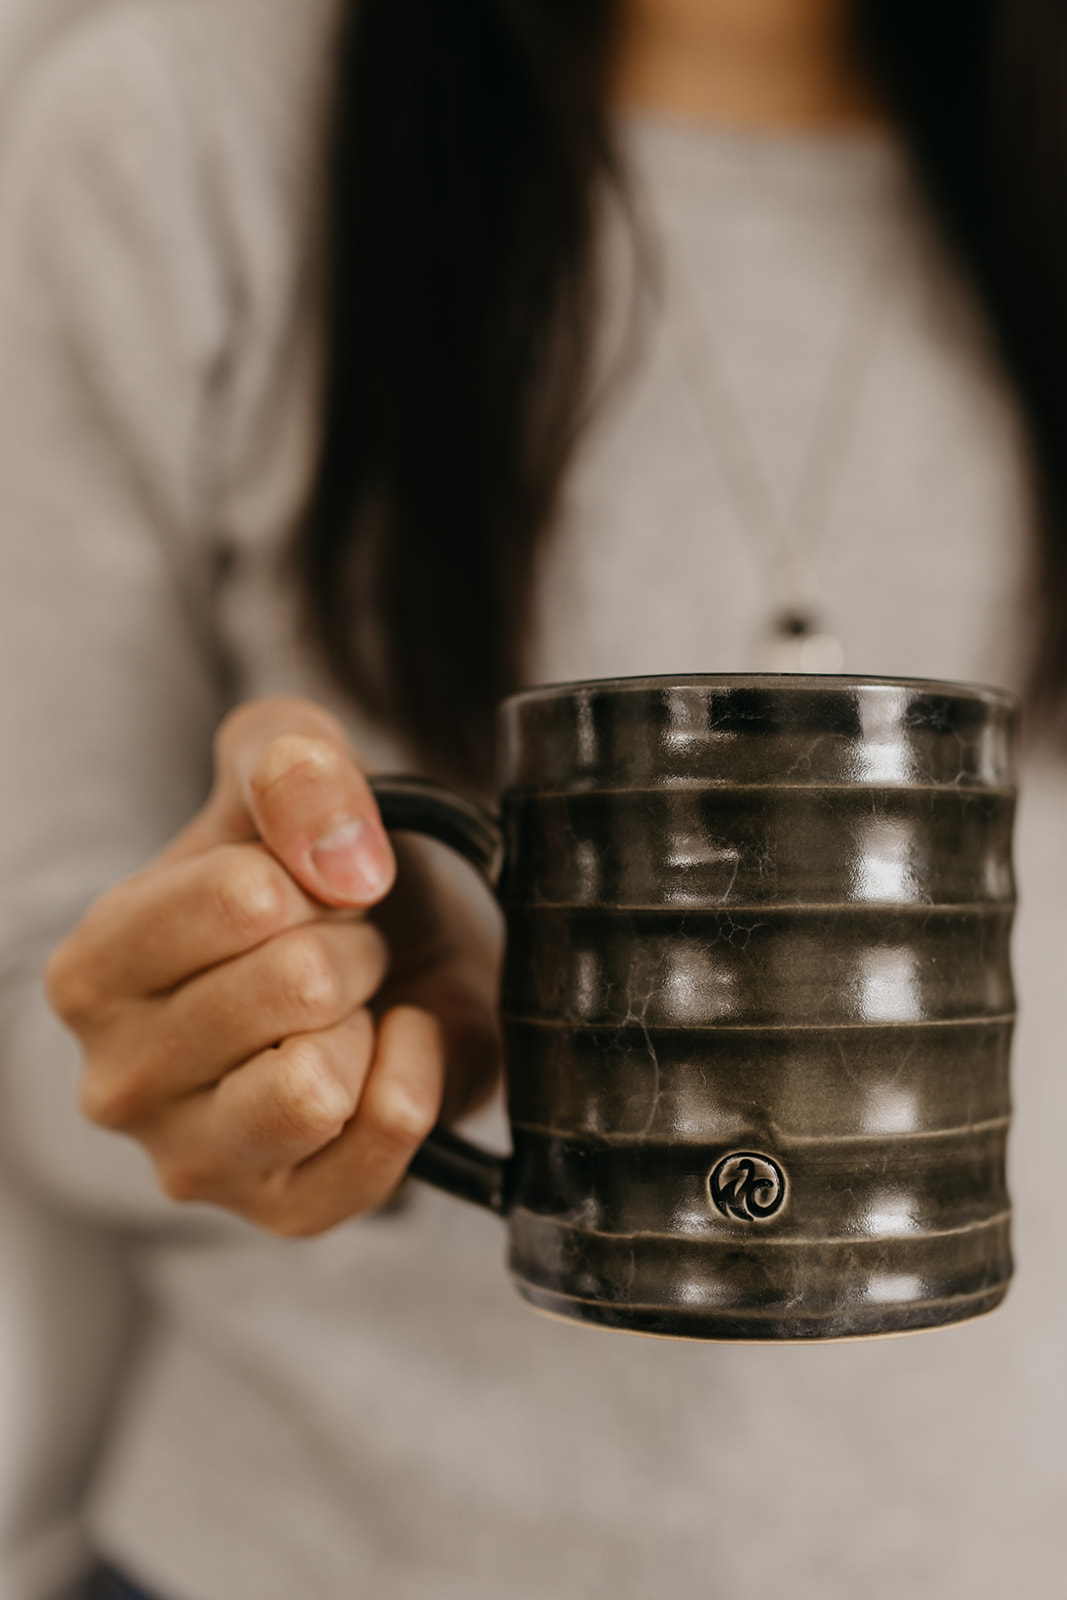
[369,673,1018,1342]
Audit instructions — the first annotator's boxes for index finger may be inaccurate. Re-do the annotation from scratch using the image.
[49,842,326,1009]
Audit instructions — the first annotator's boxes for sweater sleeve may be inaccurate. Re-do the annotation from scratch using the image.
[0,13,244,1223]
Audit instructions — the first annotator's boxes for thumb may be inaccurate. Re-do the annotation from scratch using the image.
[159,695,396,908]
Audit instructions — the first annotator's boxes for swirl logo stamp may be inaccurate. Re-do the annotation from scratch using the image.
[708,1151,787,1222]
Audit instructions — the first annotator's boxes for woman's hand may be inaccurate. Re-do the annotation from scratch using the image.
[45,696,502,1235]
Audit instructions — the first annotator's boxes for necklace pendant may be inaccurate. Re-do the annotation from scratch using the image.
[757,609,846,675]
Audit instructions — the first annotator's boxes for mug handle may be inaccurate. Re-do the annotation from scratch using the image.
[368,775,512,1217]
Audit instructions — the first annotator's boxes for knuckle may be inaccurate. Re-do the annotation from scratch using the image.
[45,941,104,1029]
[261,1204,334,1241]
[78,1064,145,1131]
[252,734,345,804]
[250,1183,339,1240]
[279,931,343,1026]
[218,696,345,747]
[272,1041,353,1141]
[214,698,275,763]
[156,1156,215,1206]
[214,849,293,943]
[373,1082,439,1155]
[215,700,257,747]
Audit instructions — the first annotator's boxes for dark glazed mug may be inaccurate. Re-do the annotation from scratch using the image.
[370,674,1018,1342]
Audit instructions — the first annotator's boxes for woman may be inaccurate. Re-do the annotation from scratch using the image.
[0,1,1063,1596]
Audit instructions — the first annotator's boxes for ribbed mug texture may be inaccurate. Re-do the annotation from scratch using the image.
[496,676,1016,1340]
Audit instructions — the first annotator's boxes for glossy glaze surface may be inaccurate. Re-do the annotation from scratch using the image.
[497,676,1016,1340]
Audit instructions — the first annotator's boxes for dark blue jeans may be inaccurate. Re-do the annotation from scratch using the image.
[89,1568,161,1600]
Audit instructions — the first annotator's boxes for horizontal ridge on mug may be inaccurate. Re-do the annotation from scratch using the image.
[504,1019,1012,1142]
[498,678,1016,795]
[501,787,1014,908]
[502,906,1014,1027]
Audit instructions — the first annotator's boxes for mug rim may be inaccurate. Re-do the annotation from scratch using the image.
[501,671,1019,714]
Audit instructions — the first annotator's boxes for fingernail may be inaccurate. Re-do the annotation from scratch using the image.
[310,819,390,899]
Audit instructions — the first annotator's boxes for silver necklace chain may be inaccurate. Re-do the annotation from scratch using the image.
[664,219,893,672]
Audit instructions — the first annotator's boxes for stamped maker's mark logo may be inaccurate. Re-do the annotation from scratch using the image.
[708,1151,787,1222]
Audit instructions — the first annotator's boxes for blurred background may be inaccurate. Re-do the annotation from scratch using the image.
[0,4,1062,1599]
[0,0,95,108]
[0,13,131,1600]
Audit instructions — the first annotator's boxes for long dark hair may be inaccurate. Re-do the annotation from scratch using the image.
[300,0,1067,784]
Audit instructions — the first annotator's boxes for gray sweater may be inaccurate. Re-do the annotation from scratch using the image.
[0,3,1062,1598]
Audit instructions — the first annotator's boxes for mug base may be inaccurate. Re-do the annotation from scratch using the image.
[516,1280,1010,1344]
